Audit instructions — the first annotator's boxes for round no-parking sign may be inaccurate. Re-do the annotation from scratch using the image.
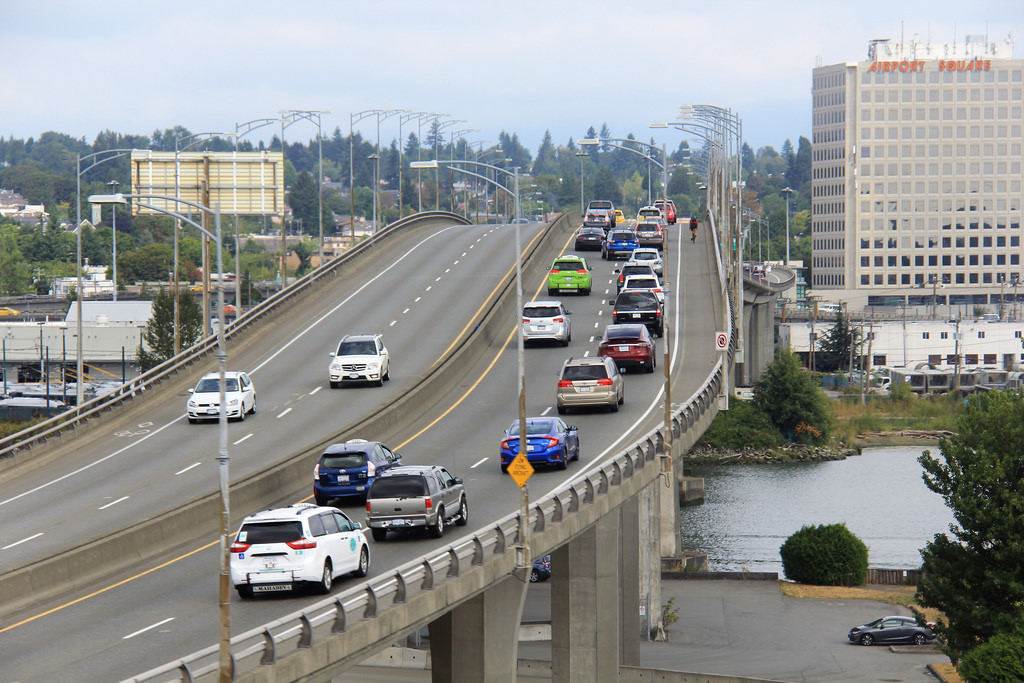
[716,332,728,350]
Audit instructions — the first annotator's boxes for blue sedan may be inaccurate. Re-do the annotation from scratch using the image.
[500,417,579,471]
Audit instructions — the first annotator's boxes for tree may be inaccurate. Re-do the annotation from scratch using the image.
[0,225,31,294]
[916,390,1024,661]
[957,619,1024,681]
[136,288,204,371]
[753,348,830,442]
[780,523,868,585]
[817,309,855,373]
[287,171,319,235]
[591,167,622,205]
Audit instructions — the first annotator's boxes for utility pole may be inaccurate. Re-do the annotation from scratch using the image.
[953,317,961,393]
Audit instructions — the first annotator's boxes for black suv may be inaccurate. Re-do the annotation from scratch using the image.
[610,289,664,337]
[313,439,403,504]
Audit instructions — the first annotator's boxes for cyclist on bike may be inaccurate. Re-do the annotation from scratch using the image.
[689,215,698,242]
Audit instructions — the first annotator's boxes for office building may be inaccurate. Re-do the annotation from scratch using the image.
[811,33,1023,311]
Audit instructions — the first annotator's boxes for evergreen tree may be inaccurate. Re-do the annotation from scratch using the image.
[0,225,30,295]
[917,390,1024,662]
[591,167,622,205]
[753,348,830,442]
[287,171,318,235]
[136,288,204,371]
[817,310,855,373]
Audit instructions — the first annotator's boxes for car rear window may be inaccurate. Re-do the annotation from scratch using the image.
[321,453,368,469]
[617,292,658,306]
[610,231,634,240]
[627,278,658,288]
[237,520,304,544]
[369,476,427,498]
[562,364,609,381]
[524,306,561,318]
[551,261,582,272]
[589,201,612,209]
[622,266,653,275]
[509,421,554,436]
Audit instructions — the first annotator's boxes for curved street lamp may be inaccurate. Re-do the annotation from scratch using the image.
[88,191,231,682]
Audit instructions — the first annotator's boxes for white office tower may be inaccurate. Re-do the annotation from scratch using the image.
[811,33,1023,312]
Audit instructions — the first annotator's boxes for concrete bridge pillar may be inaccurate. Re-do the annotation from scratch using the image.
[427,573,529,683]
[551,509,626,682]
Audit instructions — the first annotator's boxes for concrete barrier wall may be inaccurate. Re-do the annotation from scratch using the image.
[0,214,573,620]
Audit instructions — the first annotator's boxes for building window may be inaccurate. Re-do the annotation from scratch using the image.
[922,332,930,340]
[978,331,986,339]
[940,332,948,339]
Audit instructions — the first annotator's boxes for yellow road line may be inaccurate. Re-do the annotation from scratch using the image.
[1,226,577,633]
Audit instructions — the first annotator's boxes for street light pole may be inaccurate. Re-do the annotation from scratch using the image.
[575,150,588,214]
[89,191,230,683]
[106,179,120,301]
[780,186,793,267]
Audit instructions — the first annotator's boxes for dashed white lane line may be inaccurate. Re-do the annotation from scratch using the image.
[470,457,488,469]
[453,260,460,265]
[402,307,410,314]
[276,407,292,419]
[435,276,442,282]
[309,386,322,396]
[2,533,43,550]
[541,406,552,416]
[444,268,451,273]
[415,296,422,302]
[99,496,129,510]
[426,286,432,291]
[233,434,254,446]
[175,462,202,475]
[124,618,175,640]
[583,350,591,357]
[589,336,596,342]
[389,320,398,327]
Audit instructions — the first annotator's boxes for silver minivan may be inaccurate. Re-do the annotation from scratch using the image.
[556,356,625,414]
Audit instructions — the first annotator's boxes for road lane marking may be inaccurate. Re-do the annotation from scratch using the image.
[276,408,292,419]
[309,386,322,396]
[414,296,422,302]
[402,308,410,314]
[98,496,130,510]
[2,533,43,550]
[470,457,488,469]
[175,462,202,475]
[233,434,254,446]
[123,617,175,639]
[540,407,552,416]
[390,320,397,327]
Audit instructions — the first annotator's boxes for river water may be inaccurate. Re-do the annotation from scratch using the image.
[679,445,957,575]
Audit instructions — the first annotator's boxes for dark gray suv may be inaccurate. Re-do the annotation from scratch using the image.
[365,465,468,541]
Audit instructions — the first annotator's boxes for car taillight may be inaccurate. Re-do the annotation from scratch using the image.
[557,380,573,387]
[501,438,517,450]
[542,437,559,448]
[229,541,251,553]
[611,309,619,317]
[552,317,564,323]
[367,501,372,512]
[366,461,376,476]
[287,538,317,550]
[576,270,587,274]
[549,269,558,274]
[313,463,320,478]
[596,378,613,386]
[522,318,530,324]
[424,498,433,509]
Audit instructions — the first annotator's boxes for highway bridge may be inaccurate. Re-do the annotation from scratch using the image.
[0,212,791,682]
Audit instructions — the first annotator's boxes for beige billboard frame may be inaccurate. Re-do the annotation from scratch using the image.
[130,150,284,215]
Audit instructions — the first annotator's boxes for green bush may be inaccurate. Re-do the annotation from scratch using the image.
[698,399,785,450]
[957,619,1024,679]
[779,523,868,586]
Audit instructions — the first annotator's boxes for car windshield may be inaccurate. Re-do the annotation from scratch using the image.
[321,453,367,469]
[337,340,376,355]
[237,521,303,544]
[524,306,561,318]
[562,364,608,381]
[369,476,427,498]
[195,377,239,393]
[551,261,582,272]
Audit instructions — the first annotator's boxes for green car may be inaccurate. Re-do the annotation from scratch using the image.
[547,255,592,296]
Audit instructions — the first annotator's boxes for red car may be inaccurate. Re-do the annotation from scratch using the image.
[598,323,656,373]
[654,199,677,224]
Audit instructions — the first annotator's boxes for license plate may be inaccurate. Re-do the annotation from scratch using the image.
[340,474,349,481]
[618,345,630,351]
[579,386,592,393]
[528,445,539,452]
[252,584,291,593]
[389,519,407,527]
[632,313,641,318]
[537,325,548,330]
[349,373,361,379]
[206,408,218,414]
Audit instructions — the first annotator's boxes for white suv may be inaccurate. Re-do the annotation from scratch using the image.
[230,503,369,598]
[329,334,390,387]
[625,248,663,275]
[522,300,572,346]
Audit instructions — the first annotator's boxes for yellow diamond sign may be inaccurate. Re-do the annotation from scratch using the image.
[507,453,534,488]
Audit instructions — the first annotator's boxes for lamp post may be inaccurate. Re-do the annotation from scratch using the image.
[575,150,588,214]
[106,179,120,301]
[350,109,386,241]
[398,112,432,218]
[433,118,467,210]
[89,191,231,683]
[581,136,670,213]
[367,154,380,232]
[76,148,134,405]
[235,117,283,315]
[281,110,331,266]
[780,186,793,267]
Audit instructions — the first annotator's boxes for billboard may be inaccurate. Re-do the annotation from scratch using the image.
[130,150,284,216]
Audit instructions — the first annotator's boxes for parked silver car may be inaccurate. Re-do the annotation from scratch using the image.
[365,465,468,541]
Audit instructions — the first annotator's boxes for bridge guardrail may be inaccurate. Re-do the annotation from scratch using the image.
[124,220,738,683]
[0,212,469,465]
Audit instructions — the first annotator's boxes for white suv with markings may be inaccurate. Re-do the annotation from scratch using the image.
[230,503,369,598]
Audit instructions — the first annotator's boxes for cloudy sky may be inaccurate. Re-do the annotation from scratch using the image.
[3,1,1022,155]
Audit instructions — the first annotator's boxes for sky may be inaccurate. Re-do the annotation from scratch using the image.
[3,1,1023,157]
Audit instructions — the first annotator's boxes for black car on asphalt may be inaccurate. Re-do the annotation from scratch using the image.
[847,615,937,646]
[574,227,605,251]
[610,289,664,337]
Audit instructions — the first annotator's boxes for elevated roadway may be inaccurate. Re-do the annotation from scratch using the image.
[0,213,733,681]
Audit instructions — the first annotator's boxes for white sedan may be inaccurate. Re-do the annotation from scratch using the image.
[186,370,256,423]
[625,248,664,275]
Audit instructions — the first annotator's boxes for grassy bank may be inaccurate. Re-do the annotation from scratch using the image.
[831,389,963,445]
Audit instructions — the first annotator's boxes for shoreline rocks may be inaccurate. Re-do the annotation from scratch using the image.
[687,443,857,465]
